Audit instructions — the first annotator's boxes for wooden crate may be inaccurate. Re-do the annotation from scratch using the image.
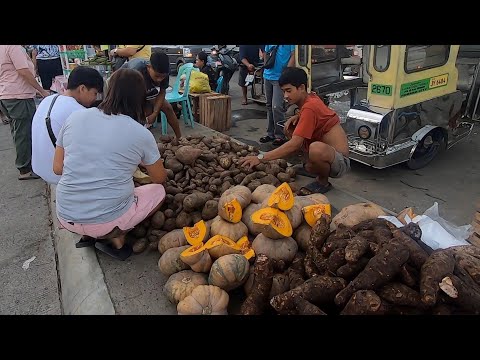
[199,94,232,132]
[188,92,219,122]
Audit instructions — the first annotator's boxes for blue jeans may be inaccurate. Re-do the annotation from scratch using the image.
[265,79,286,139]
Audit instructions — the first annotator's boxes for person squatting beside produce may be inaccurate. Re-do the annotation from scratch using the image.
[53,68,168,260]
[240,67,350,194]
[123,52,182,138]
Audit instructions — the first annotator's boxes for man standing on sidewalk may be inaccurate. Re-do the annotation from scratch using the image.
[0,45,49,180]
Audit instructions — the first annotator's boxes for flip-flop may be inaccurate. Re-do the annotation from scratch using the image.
[18,171,40,180]
[260,135,275,143]
[241,101,248,105]
[299,181,333,195]
[95,242,133,261]
[75,235,96,248]
[272,138,287,146]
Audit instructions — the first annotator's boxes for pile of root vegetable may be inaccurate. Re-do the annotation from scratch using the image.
[156,181,480,315]
[128,134,298,254]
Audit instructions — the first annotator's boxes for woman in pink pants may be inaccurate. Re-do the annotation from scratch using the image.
[53,68,168,260]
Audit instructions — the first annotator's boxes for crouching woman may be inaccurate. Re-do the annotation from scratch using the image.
[53,68,167,260]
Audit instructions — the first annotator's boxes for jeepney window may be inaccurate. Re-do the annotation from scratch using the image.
[405,45,450,73]
[311,45,337,64]
[373,45,390,72]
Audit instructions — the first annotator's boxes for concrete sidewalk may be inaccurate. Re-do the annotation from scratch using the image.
[0,124,61,315]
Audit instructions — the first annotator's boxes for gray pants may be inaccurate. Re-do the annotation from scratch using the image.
[265,79,286,139]
[0,98,36,172]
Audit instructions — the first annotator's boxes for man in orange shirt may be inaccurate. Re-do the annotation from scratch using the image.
[239,67,350,194]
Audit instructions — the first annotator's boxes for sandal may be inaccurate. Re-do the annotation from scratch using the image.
[259,135,275,143]
[272,138,287,146]
[75,235,96,248]
[298,181,333,195]
[95,241,132,261]
[18,171,40,180]
[241,100,248,105]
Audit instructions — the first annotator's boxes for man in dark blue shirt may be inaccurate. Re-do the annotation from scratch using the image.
[238,45,264,105]
[124,52,181,138]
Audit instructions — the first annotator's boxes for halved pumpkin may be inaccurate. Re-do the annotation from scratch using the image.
[204,235,241,259]
[221,198,242,223]
[180,243,213,273]
[267,182,294,211]
[218,185,252,224]
[183,220,208,246]
[302,204,332,227]
[251,207,293,239]
[236,236,255,260]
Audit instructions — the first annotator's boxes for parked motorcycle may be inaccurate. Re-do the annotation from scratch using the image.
[208,45,238,94]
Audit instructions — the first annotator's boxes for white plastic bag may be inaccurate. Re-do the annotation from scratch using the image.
[379,202,472,250]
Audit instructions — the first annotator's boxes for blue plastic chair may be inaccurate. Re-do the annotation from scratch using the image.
[215,76,224,93]
[159,63,198,135]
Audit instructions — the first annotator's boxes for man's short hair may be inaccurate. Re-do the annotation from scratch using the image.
[67,66,104,93]
[150,52,170,74]
[279,67,308,89]
[197,51,208,63]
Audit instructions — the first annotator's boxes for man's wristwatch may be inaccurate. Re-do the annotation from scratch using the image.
[257,153,264,161]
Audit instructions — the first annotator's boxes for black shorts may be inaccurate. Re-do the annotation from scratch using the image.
[238,65,249,87]
[37,58,63,90]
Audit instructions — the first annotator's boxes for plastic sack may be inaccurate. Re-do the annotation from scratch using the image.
[189,71,211,93]
[379,202,473,250]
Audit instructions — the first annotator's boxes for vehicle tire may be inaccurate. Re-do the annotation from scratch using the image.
[406,129,446,170]
[176,61,184,75]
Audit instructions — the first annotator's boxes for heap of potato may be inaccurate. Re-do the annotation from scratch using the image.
[128,134,298,253]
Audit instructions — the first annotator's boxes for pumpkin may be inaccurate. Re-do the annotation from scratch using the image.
[260,199,302,231]
[251,184,276,204]
[331,202,387,231]
[295,194,330,208]
[158,245,190,276]
[236,236,255,260]
[251,233,298,263]
[163,270,208,304]
[177,285,229,315]
[218,185,252,223]
[183,220,209,246]
[204,235,241,259]
[210,216,248,242]
[293,222,311,252]
[267,182,294,211]
[180,243,213,273]
[302,203,332,227]
[208,254,250,291]
[241,203,263,236]
[158,229,187,254]
[251,207,293,239]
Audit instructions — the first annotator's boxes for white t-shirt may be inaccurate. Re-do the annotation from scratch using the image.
[32,94,84,184]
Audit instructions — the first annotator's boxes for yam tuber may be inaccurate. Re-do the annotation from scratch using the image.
[240,254,275,315]
[345,235,369,263]
[336,257,370,280]
[293,296,327,315]
[270,276,346,314]
[335,240,409,307]
[288,253,306,289]
[183,192,213,213]
[341,290,390,315]
[392,229,428,270]
[420,249,456,306]
[377,282,424,308]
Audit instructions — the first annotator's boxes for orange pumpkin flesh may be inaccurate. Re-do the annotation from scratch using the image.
[302,204,332,227]
[267,182,294,211]
[183,220,208,246]
[180,243,213,273]
[205,235,241,259]
[223,199,242,223]
[236,236,255,260]
[251,207,293,238]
